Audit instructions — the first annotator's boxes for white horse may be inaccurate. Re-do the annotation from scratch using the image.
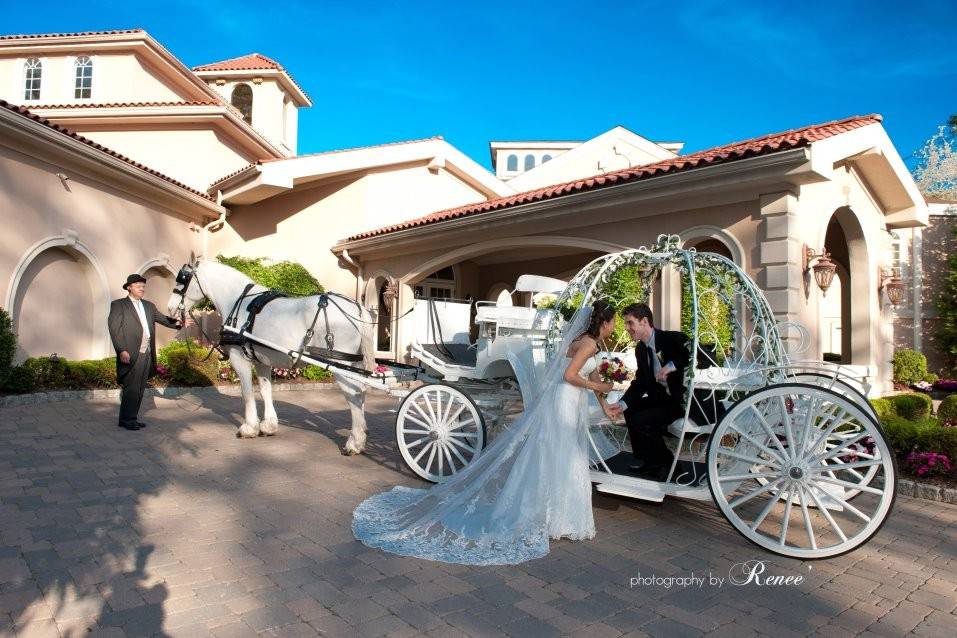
[167,259,376,453]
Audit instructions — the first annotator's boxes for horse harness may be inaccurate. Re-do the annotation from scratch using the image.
[174,263,368,367]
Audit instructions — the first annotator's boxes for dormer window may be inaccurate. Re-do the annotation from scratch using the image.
[231,83,253,124]
[23,58,41,101]
[506,154,518,172]
[524,154,535,170]
[542,154,552,163]
[74,56,92,99]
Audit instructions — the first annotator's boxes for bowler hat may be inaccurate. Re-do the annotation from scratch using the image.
[122,273,147,290]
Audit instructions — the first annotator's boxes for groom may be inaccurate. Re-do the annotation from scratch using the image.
[613,303,690,481]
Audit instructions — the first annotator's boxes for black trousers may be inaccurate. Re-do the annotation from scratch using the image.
[119,349,151,427]
[625,399,683,467]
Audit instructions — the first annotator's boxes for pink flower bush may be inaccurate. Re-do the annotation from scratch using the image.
[933,379,957,392]
[905,451,953,478]
[155,364,170,378]
[374,364,389,375]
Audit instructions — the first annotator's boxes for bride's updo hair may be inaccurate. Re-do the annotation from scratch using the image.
[579,300,616,341]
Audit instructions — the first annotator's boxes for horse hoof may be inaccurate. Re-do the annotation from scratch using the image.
[341,446,359,456]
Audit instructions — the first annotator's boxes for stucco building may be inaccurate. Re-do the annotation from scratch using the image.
[0,28,941,393]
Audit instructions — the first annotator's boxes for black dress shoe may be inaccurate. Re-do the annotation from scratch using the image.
[628,460,647,473]
[637,464,670,482]
[135,421,148,428]
[118,422,141,430]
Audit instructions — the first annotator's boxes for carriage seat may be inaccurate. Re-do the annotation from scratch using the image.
[475,291,538,329]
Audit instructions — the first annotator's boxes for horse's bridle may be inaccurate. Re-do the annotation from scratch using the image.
[173,262,220,360]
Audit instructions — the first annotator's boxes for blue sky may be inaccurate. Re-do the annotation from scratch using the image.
[5,1,955,170]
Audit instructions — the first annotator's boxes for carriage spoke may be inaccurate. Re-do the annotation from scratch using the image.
[797,485,817,550]
[447,418,476,432]
[444,403,467,427]
[436,439,444,475]
[812,459,883,472]
[405,435,429,449]
[799,395,819,456]
[805,412,858,458]
[447,436,476,454]
[718,471,781,482]
[778,490,795,546]
[805,482,848,543]
[717,449,780,469]
[447,431,479,439]
[809,433,871,465]
[400,427,431,436]
[446,439,470,466]
[410,401,433,425]
[421,392,439,424]
[424,443,438,475]
[749,487,783,532]
[402,412,434,431]
[749,406,790,460]
[728,477,784,510]
[442,445,457,474]
[813,475,884,496]
[727,426,786,466]
[777,395,797,460]
[413,441,433,464]
[817,487,872,523]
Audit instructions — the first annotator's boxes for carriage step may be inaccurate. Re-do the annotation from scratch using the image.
[594,482,666,502]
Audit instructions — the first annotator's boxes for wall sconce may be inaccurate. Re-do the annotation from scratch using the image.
[803,245,837,295]
[878,266,905,307]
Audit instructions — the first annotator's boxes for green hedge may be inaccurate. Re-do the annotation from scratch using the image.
[938,394,957,425]
[216,255,323,296]
[681,270,734,365]
[2,356,117,393]
[0,308,15,389]
[302,365,334,381]
[892,349,928,385]
[881,415,957,463]
[157,340,218,387]
[888,393,933,420]
[870,397,895,421]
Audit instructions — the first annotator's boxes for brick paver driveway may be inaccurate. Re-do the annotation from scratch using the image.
[1,390,955,637]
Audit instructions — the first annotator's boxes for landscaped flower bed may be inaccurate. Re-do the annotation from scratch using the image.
[872,393,957,489]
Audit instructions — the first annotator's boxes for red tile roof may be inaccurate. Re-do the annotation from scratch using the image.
[193,53,283,72]
[0,99,214,201]
[29,101,219,109]
[346,114,883,241]
[0,28,143,41]
[208,136,445,189]
[192,53,310,103]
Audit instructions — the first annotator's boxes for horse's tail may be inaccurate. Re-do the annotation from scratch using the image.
[358,303,377,373]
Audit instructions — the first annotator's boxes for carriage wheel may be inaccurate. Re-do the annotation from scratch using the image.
[784,373,880,500]
[396,384,485,483]
[706,383,896,559]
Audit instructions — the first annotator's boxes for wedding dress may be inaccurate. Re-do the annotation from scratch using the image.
[352,308,597,565]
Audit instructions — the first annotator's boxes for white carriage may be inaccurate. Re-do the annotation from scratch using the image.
[392,235,896,560]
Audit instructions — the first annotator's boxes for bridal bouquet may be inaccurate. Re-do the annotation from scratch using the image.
[598,356,633,392]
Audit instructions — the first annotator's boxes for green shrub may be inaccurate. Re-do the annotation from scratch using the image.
[67,358,117,388]
[216,255,324,296]
[924,372,940,384]
[302,365,333,381]
[888,393,933,420]
[682,270,735,365]
[0,308,15,388]
[892,349,928,385]
[3,365,35,393]
[158,340,218,386]
[882,415,957,462]
[870,397,896,421]
[938,394,957,425]
[23,356,69,389]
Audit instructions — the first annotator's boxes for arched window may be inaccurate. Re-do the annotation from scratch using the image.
[506,154,518,171]
[524,154,535,170]
[231,83,253,124]
[24,58,42,100]
[542,154,552,163]
[74,56,92,99]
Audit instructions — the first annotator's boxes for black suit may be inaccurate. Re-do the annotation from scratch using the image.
[107,297,180,427]
[621,328,690,469]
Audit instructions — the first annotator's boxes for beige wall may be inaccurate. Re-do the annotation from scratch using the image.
[208,162,490,297]
[75,127,258,192]
[0,142,201,361]
[207,78,296,154]
[1,51,188,105]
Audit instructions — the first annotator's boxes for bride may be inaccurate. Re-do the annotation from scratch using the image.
[352,300,619,565]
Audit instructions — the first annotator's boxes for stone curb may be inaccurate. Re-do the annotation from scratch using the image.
[896,479,957,505]
[0,382,338,408]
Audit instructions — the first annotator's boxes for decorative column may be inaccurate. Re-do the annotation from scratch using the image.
[758,191,804,355]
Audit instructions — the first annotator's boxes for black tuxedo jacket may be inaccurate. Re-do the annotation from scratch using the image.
[621,328,690,412]
[107,297,180,380]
